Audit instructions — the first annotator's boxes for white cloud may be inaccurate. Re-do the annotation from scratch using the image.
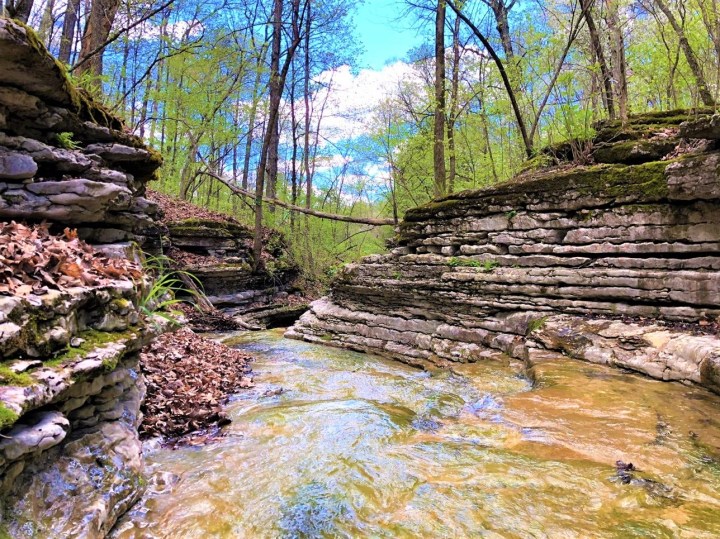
[313,62,421,143]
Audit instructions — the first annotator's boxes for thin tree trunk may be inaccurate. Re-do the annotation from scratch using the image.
[254,0,305,270]
[242,44,266,191]
[303,1,314,272]
[433,0,447,197]
[582,0,615,119]
[446,13,460,194]
[605,0,628,122]
[58,0,80,63]
[654,0,715,106]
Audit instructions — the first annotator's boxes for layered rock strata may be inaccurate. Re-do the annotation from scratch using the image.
[165,218,298,311]
[0,282,170,537]
[289,112,720,394]
[0,18,168,537]
[0,18,162,250]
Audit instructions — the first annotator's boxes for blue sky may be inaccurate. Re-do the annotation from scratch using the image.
[354,0,424,69]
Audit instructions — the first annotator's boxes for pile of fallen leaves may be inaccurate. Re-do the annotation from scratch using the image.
[0,221,142,297]
[140,328,254,441]
[147,189,242,225]
[174,302,241,332]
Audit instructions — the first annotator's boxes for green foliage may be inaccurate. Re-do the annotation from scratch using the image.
[527,317,549,334]
[139,255,204,320]
[0,403,19,430]
[56,132,81,150]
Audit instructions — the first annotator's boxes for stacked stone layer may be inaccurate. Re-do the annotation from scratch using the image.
[165,218,299,310]
[289,113,720,394]
[0,17,168,537]
[0,18,162,249]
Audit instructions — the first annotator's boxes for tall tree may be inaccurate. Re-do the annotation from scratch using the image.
[581,0,615,119]
[433,0,447,197]
[605,0,629,121]
[253,0,306,270]
[77,0,122,78]
[653,0,715,106]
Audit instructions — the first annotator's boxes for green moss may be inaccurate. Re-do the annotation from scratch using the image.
[0,404,19,431]
[519,153,553,174]
[447,257,499,271]
[0,365,33,387]
[46,328,137,368]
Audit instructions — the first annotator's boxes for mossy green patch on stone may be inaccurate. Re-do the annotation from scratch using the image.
[46,327,137,368]
[0,404,19,431]
[0,365,33,387]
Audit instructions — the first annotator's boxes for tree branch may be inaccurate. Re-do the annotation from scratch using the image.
[199,169,396,226]
[70,0,176,72]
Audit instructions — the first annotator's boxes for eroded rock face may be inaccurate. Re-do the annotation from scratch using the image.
[289,113,720,394]
[0,284,169,538]
[0,18,162,249]
[0,18,169,537]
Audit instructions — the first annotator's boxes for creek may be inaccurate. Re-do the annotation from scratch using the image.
[113,329,720,538]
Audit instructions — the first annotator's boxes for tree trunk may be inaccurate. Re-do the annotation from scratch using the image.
[582,0,615,119]
[77,0,121,78]
[605,0,628,122]
[253,0,304,270]
[654,0,715,106]
[446,13,460,194]
[58,0,80,64]
[303,1,314,272]
[433,0,447,198]
[4,0,34,23]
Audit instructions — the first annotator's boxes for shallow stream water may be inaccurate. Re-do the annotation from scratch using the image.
[114,329,720,538]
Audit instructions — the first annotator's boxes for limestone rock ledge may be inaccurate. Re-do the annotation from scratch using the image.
[0,18,163,250]
[0,282,170,538]
[165,218,298,311]
[288,112,720,394]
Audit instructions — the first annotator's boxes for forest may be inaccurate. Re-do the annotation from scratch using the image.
[5,0,719,278]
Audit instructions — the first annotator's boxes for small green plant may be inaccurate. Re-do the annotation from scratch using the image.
[0,403,19,430]
[527,316,549,334]
[392,271,402,279]
[506,210,518,219]
[139,255,205,322]
[56,131,81,150]
[482,260,499,271]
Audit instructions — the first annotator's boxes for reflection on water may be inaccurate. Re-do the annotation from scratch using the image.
[113,329,720,538]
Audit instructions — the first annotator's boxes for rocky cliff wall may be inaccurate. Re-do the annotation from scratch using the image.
[289,112,720,395]
[0,18,167,537]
